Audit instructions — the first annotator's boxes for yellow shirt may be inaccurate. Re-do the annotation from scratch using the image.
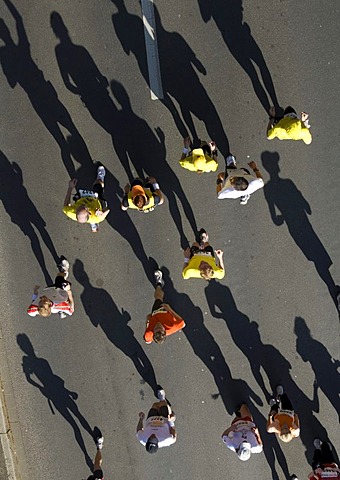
[179,154,218,172]
[267,117,312,144]
[182,254,225,279]
[63,197,105,223]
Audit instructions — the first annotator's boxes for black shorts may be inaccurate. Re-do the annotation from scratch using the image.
[147,407,169,418]
[190,245,214,259]
[131,178,156,193]
[92,183,105,200]
[53,275,71,289]
[87,470,104,480]
[274,106,297,123]
[151,299,164,313]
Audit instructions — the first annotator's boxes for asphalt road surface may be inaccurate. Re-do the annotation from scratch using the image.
[0,1,339,479]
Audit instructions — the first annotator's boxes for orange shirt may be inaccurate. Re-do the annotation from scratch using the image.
[144,310,185,343]
[275,412,294,429]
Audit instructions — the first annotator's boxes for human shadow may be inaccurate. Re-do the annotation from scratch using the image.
[111,0,230,156]
[0,0,91,176]
[73,259,159,396]
[205,280,333,464]
[294,316,340,422]
[262,151,337,306]
[103,170,157,284]
[197,0,279,113]
[161,267,243,415]
[0,151,59,284]
[17,333,93,469]
[51,12,116,135]
[110,79,198,248]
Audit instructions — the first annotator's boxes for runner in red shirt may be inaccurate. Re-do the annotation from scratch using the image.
[309,439,340,480]
[144,270,185,344]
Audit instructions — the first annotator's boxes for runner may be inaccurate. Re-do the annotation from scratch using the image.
[121,176,164,213]
[222,403,263,461]
[267,106,312,144]
[136,389,176,453]
[27,258,74,318]
[144,270,185,344]
[182,229,225,280]
[308,439,340,480]
[85,435,104,480]
[216,154,264,205]
[266,385,300,443]
[179,136,218,173]
[63,166,110,232]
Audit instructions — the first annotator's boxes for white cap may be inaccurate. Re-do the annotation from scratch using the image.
[237,442,251,461]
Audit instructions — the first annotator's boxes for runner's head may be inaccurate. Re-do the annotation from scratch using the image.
[133,195,146,209]
[76,206,89,223]
[146,435,158,454]
[237,442,252,461]
[230,176,249,191]
[38,297,52,317]
[279,426,293,443]
[153,329,166,344]
[199,262,214,281]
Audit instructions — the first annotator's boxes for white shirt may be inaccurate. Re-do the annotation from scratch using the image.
[218,168,264,199]
[222,420,263,453]
[32,287,68,305]
[136,416,176,448]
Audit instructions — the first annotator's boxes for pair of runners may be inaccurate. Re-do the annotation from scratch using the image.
[222,385,300,461]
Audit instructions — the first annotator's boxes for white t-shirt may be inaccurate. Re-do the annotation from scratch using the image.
[222,420,263,453]
[27,286,73,316]
[218,168,264,199]
[136,416,176,448]
[32,287,68,305]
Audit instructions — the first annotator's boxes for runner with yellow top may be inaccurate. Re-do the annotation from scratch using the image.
[267,105,312,144]
[179,136,218,173]
[121,176,164,213]
[182,229,225,280]
[63,166,110,232]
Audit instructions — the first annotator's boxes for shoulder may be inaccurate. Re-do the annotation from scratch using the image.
[222,435,235,450]
[27,305,39,316]
[213,268,225,279]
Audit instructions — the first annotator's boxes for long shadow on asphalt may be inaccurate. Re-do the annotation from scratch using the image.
[110,80,198,248]
[73,259,160,397]
[205,280,338,465]
[50,11,197,249]
[262,151,337,309]
[294,316,340,423]
[161,268,262,413]
[0,0,91,178]
[0,152,59,285]
[17,333,94,469]
[197,0,279,113]
[111,0,230,156]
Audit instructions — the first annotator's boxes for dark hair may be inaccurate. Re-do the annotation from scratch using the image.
[230,177,249,191]
[133,195,146,208]
[146,439,158,454]
[153,331,166,344]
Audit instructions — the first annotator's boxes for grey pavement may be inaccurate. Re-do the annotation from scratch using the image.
[0,0,339,479]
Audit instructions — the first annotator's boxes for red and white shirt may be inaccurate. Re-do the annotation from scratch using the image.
[27,287,73,316]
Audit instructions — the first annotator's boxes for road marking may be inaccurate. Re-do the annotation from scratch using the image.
[141,0,164,100]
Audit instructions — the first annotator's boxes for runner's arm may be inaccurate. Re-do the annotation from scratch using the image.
[64,179,77,206]
[136,414,144,433]
[215,250,224,271]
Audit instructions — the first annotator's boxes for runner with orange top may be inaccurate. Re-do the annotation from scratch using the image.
[144,270,185,344]
[121,176,164,213]
[266,385,300,443]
